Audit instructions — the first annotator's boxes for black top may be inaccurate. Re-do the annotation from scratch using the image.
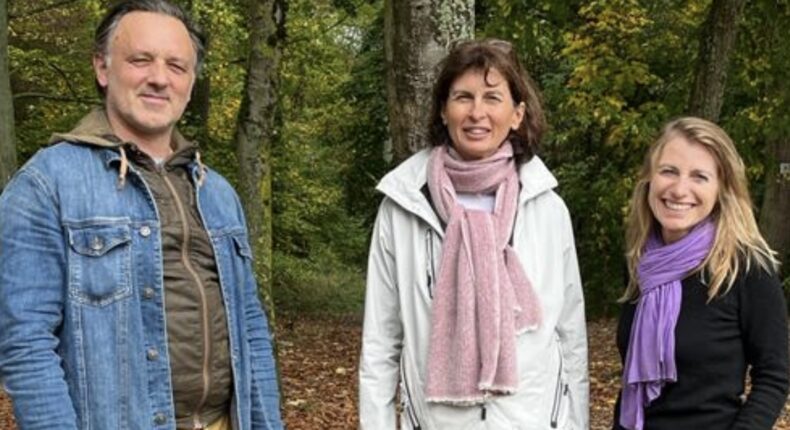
[613,265,789,430]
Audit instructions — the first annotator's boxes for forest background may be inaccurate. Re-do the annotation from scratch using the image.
[1,0,789,338]
[1,0,789,428]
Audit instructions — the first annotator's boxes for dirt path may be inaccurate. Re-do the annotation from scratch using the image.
[1,317,788,429]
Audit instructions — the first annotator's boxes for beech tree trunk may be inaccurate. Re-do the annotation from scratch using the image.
[235,0,285,316]
[384,0,474,162]
[0,0,16,190]
[688,0,746,121]
[759,139,790,265]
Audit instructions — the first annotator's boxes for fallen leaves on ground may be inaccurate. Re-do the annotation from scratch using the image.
[278,314,363,429]
[1,317,789,429]
[0,390,13,430]
[588,319,621,429]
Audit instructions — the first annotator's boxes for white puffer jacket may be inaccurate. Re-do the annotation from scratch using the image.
[359,150,589,430]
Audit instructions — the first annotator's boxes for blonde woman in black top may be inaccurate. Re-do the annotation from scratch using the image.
[613,117,787,430]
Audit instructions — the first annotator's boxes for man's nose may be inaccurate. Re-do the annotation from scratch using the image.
[146,62,169,87]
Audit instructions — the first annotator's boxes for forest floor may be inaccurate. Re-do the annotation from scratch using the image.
[1,317,789,429]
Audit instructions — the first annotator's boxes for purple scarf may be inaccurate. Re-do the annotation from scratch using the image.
[620,220,716,430]
[424,142,542,404]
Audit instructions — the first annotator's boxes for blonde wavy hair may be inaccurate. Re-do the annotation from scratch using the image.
[622,117,779,302]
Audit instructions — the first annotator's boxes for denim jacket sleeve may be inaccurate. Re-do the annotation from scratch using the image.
[0,166,79,429]
[245,273,283,429]
[234,207,283,430]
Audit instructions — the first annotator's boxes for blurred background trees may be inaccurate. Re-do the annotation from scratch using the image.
[1,0,787,319]
[0,0,14,190]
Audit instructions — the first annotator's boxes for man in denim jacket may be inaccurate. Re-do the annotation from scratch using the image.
[0,1,282,429]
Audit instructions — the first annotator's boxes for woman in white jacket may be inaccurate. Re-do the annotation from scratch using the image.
[359,39,589,430]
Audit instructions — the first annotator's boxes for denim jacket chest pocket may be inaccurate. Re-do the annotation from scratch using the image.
[66,221,133,306]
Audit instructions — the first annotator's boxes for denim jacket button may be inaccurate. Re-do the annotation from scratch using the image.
[147,348,159,360]
[153,413,167,425]
[143,287,155,299]
[90,236,104,251]
[139,226,152,237]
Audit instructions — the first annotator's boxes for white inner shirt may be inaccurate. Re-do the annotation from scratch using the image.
[456,192,496,213]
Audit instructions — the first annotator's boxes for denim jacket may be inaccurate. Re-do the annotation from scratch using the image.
[0,141,283,430]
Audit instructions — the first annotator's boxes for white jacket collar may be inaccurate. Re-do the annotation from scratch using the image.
[376,148,559,233]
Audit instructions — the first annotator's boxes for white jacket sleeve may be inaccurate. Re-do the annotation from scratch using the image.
[359,199,403,429]
[556,206,589,429]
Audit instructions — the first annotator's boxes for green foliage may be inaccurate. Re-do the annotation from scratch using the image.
[478,0,786,317]
[557,0,670,153]
[543,2,670,316]
[274,250,365,315]
[9,1,102,159]
[480,0,663,317]
[553,157,633,315]
[272,0,382,314]
[720,0,790,193]
[7,0,787,317]
[338,9,390,229]
[188,1,247,189]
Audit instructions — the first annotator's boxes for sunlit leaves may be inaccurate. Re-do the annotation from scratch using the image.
[476,0,741,316]
[560,0,661,150]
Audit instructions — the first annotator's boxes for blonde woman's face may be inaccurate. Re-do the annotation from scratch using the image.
[648,135,720,244]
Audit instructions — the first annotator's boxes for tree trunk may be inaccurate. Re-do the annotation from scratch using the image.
[186,0,211,134]
[188,74,211,131]
[688,0,746,121]
[756,1,790,268]
[384,0,474,162]
[235,0,285,319]
[759,138,790,265]
[0,0,16,190]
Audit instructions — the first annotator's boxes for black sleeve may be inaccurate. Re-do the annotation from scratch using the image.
[612,302,637,430]
[731,266,789,430]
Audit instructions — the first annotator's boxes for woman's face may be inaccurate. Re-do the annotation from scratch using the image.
[441,67,525,160]
[648,135,720,244]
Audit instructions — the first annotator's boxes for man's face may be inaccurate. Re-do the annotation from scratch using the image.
[93,11,196,144]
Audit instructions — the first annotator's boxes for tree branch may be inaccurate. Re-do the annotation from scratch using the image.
[42,61,80,99]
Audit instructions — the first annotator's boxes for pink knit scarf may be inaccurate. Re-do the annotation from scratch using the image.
[424,142,542,404]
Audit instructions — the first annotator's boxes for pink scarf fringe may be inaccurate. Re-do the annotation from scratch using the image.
[425,143,542,404]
